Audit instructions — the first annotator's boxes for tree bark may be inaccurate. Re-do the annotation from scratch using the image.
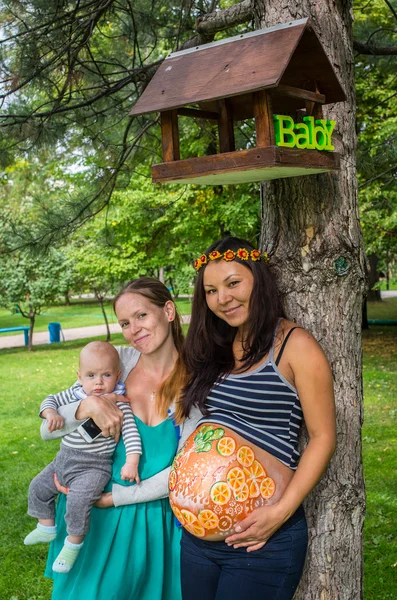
[29,314,35,351]
[254,1,366,598]
[367,254,381,301]
[96,292,111,342]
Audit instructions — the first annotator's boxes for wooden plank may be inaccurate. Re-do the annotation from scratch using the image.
[304,82,324,119]
[278,27,346,105]
[160,110,180,162]
[152,165,337,185]
[276,84,325,104]
[177,107,219,121]
[217,99,235,153]
[130,23,307,116]
[253,90,274,147]
[152,147,340,183]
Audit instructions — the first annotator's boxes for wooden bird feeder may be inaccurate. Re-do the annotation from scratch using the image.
[129,18,346,185]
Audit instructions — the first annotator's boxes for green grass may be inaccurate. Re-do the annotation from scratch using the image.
[362,328,397,599]
[0,298,192,336]
[378,281,397,291]
[0,328,395,598]
[367,296,397,321]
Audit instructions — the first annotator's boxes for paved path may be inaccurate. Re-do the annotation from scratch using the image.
[0,316,191,350]
[1,292,395,350]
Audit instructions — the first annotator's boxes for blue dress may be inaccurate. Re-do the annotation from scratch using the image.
[45,417,182,600]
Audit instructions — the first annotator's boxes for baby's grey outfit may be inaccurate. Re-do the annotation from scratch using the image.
[29,379,141,537]
[28,446,112,536]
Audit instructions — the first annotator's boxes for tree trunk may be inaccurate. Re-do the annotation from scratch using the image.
[28,314,35,351]
[96,292,111,342]
[255,1,366,598]
[367,254,381,301]
[362,299,369,330]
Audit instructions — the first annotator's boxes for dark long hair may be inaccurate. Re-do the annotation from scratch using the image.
[181,236,285,418]
[113,277,187,418]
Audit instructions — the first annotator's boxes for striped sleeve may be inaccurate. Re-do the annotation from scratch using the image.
[39,384,81,415]
[118,402,142,455]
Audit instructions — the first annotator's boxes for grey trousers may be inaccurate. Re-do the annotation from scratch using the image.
[28,445,112,536]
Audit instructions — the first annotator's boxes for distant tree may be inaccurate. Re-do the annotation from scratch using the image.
[354,0,397,302]
[67,230,122,341]
[0,250,74,349]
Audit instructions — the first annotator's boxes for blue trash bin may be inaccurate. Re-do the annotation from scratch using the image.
[48,322,62,343]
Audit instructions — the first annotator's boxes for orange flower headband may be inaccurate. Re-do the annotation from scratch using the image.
[194,248,269,272]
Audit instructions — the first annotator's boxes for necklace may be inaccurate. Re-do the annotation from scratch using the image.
[150,391,156,402]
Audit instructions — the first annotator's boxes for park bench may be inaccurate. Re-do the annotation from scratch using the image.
[0,326,30,346]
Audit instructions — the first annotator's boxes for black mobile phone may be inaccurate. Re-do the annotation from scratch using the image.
[77,418,103,443]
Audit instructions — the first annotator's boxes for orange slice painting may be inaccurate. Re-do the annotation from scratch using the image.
[168,470,177,491]
[244,460,266,498]
[260,477,276,499]
[226,467,246,491]
[234,482,249,502]
[181,509,206,537]
[237,445,255,467]
[210,481,232,505]
[216,436,236,457]
[198,509,219,530]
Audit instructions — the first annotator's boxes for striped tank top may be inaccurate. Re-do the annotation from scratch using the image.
[199,328,303,469]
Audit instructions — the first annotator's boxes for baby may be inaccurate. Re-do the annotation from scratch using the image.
[24,341,141,574]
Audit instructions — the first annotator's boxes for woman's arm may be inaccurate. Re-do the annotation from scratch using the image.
[40,345,138,442]
[226,329,336,551]
[110,407,202,507]
[41,394,126,441]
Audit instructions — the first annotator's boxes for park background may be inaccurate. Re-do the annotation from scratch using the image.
[0,0,396,598]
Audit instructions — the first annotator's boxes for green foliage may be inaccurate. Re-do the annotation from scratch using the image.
[0,0,230,246]
[0,249,75,348]
[354,0,397,271]
[61,175,260,292]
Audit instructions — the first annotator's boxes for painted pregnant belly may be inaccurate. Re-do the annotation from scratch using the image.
[169,423,277,541]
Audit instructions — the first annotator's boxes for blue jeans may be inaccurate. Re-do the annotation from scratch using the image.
[180,505,308,600]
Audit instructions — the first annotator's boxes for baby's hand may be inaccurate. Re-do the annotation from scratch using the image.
[42,409,65,433]
[47,414,65,432]
[121,454,140,484]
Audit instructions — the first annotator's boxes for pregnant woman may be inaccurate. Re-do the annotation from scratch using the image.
[172,236,336,599]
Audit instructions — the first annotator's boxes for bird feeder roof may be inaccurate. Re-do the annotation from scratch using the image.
[130,18,346,118]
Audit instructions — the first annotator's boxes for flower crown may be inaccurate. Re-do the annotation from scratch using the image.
[193,248,269,272]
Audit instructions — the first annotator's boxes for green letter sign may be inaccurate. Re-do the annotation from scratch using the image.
[273,115,336,151]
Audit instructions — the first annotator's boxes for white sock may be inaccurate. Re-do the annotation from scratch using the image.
[24,523,57,545]
[52,537,84,574]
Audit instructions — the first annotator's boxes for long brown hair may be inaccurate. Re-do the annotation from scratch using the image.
[113,277,188,419]
[182,236,285,418]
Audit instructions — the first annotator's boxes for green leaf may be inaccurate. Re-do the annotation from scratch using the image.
[195,442,213,453]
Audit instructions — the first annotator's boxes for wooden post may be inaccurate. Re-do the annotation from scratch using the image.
[161,110,180,162]
[305,81,324,120]
[217,99,235,153]
[253,90,275,147]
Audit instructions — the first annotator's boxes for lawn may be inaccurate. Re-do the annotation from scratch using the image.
[367,296,397,321]
[0,328,395,599]
[0,297,192,336]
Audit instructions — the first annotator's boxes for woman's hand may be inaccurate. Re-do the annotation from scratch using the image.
[95,492,114,508]
[75,395,126,442]
[54,473,69,495]
[225,503,289,552]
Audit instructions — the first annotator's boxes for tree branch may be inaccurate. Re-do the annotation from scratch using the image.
[359,164,397,189]
[383,0,397,21]
[195,0,253,35]
[353,39,397,55]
